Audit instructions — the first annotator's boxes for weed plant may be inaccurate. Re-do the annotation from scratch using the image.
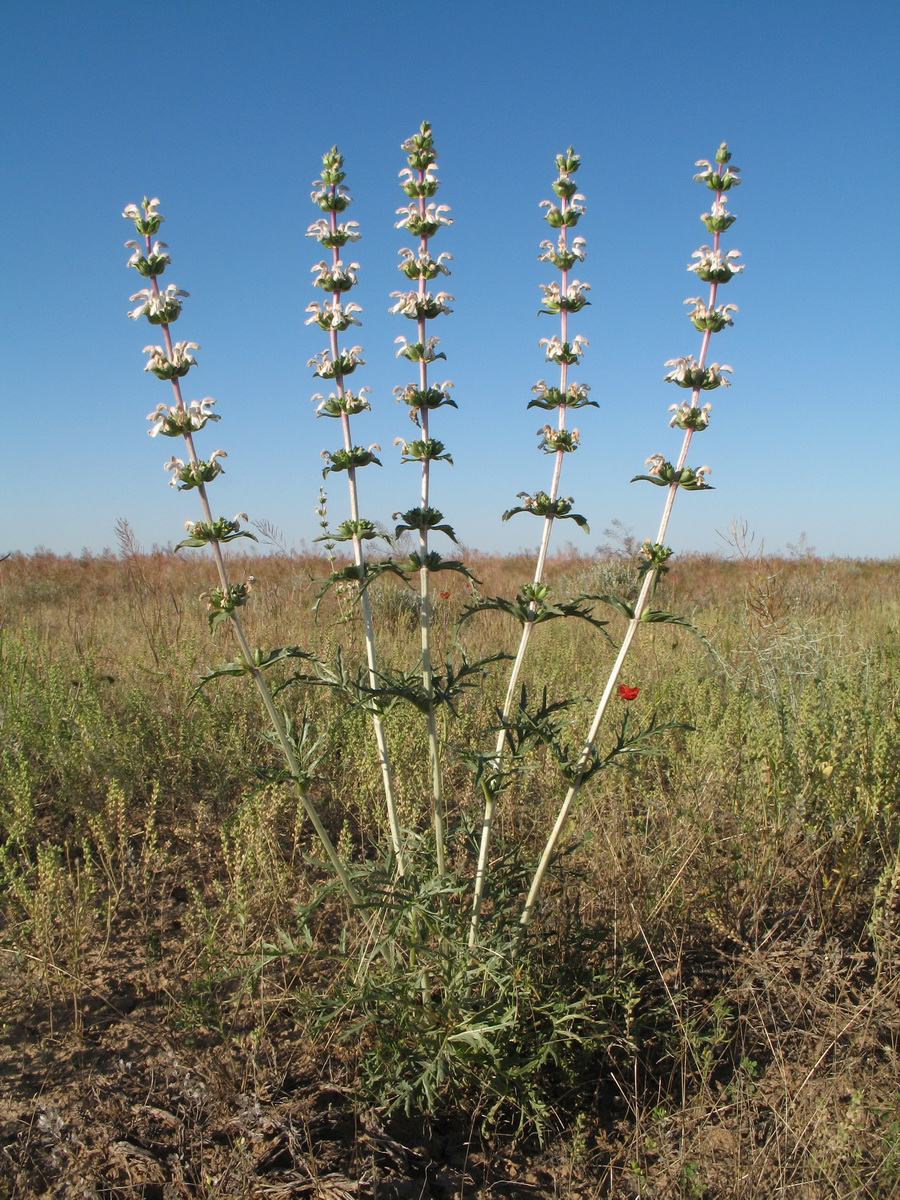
[0,131,898,1195]
[1,550,899,1193]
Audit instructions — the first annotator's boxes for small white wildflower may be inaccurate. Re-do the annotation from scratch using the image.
[127,283,188,321]
[645,454,666,475]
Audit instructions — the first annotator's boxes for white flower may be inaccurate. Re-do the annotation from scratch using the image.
[128,283,188,321]
[394,203,453,232]
[388,290,454,318]
[645,454,666,475]
[310,260,359,290]
[304,301,362,329]
[125,239,169,268]
[668,401,712,429]
[142,341,199,377]
[398,166,438,186]
[539,335,588,364]
[164,456,185,485]
[539,280,590,311]
[688,247,743,281]
[397,248,452,278]
[147,397,218,437]
[394,335,444,361]
[186,398,218,428]
[537,235,587,266]
[305,218,361,243]
[122,197,162,221]
[664,355,694,385]
[664,356,732,388]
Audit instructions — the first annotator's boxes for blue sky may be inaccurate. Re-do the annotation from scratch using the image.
[3,0,898,559]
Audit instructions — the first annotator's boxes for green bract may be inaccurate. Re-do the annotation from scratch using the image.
[632,457,713,490]
[164,450,226,491]
[393,506,458,542]
[540,200,584,228]
[664,356,732,389]
[394,383,457,415]
[668,402,712,431]
[397,438,453,465]
[201,579,255,632]
[398,249,452,281]
[176,515,258,551]
[395,337,446,363]
[503,492,590,531]
[331,519,382,542]
[537,425,580,454]
[321,446,382,477]
[308,347,364,379]
[122,196,164,235]
[125,240,170,277]
[313,389,371,418]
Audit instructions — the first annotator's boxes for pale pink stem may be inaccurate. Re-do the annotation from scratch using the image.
[411,170,445,878]
[517,181,732,940]
[321,187,405,872]
[470,171,581,942]
[139,249,360,905]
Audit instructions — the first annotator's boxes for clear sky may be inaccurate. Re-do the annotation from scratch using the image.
[3,0,898,559]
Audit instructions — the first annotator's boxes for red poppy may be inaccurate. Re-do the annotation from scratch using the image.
[617,684,640,701]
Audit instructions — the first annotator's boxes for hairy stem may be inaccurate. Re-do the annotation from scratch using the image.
[516,169,734,944]
[470,158,582,943]
[320,179,406,875]
[144,259,361,909]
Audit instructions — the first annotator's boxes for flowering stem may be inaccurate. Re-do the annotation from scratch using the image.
[309,149,406,875]
[126,205,362,911]
[470,149,589,944]
[393,123,454,879]
[515,508,669,944]
[416,278,447,880]
[516,146,741,944]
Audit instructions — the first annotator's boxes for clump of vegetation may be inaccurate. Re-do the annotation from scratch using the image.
[0,132,897,1196]
[0,550,898,1194]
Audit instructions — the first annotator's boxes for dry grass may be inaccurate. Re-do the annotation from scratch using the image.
[0,549,898,1197]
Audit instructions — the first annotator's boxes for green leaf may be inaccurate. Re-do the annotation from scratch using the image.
[459,591,612,636]
[192,645,314,696]
[590,593,635,621]
[630,473,670,487]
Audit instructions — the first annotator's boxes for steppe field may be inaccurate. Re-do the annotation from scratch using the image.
[1,547,898,1198]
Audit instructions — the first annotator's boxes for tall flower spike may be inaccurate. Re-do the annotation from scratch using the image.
[307,147,405,875]
[470,145,593,945]
[392,121,455,880]
[517,144,744,945]
[121,197,362,913]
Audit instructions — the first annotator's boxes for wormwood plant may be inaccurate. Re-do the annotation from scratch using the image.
[120,134,743,1127]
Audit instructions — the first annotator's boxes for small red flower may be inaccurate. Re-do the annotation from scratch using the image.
[617,685,640,701]
[439,591,450,599]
